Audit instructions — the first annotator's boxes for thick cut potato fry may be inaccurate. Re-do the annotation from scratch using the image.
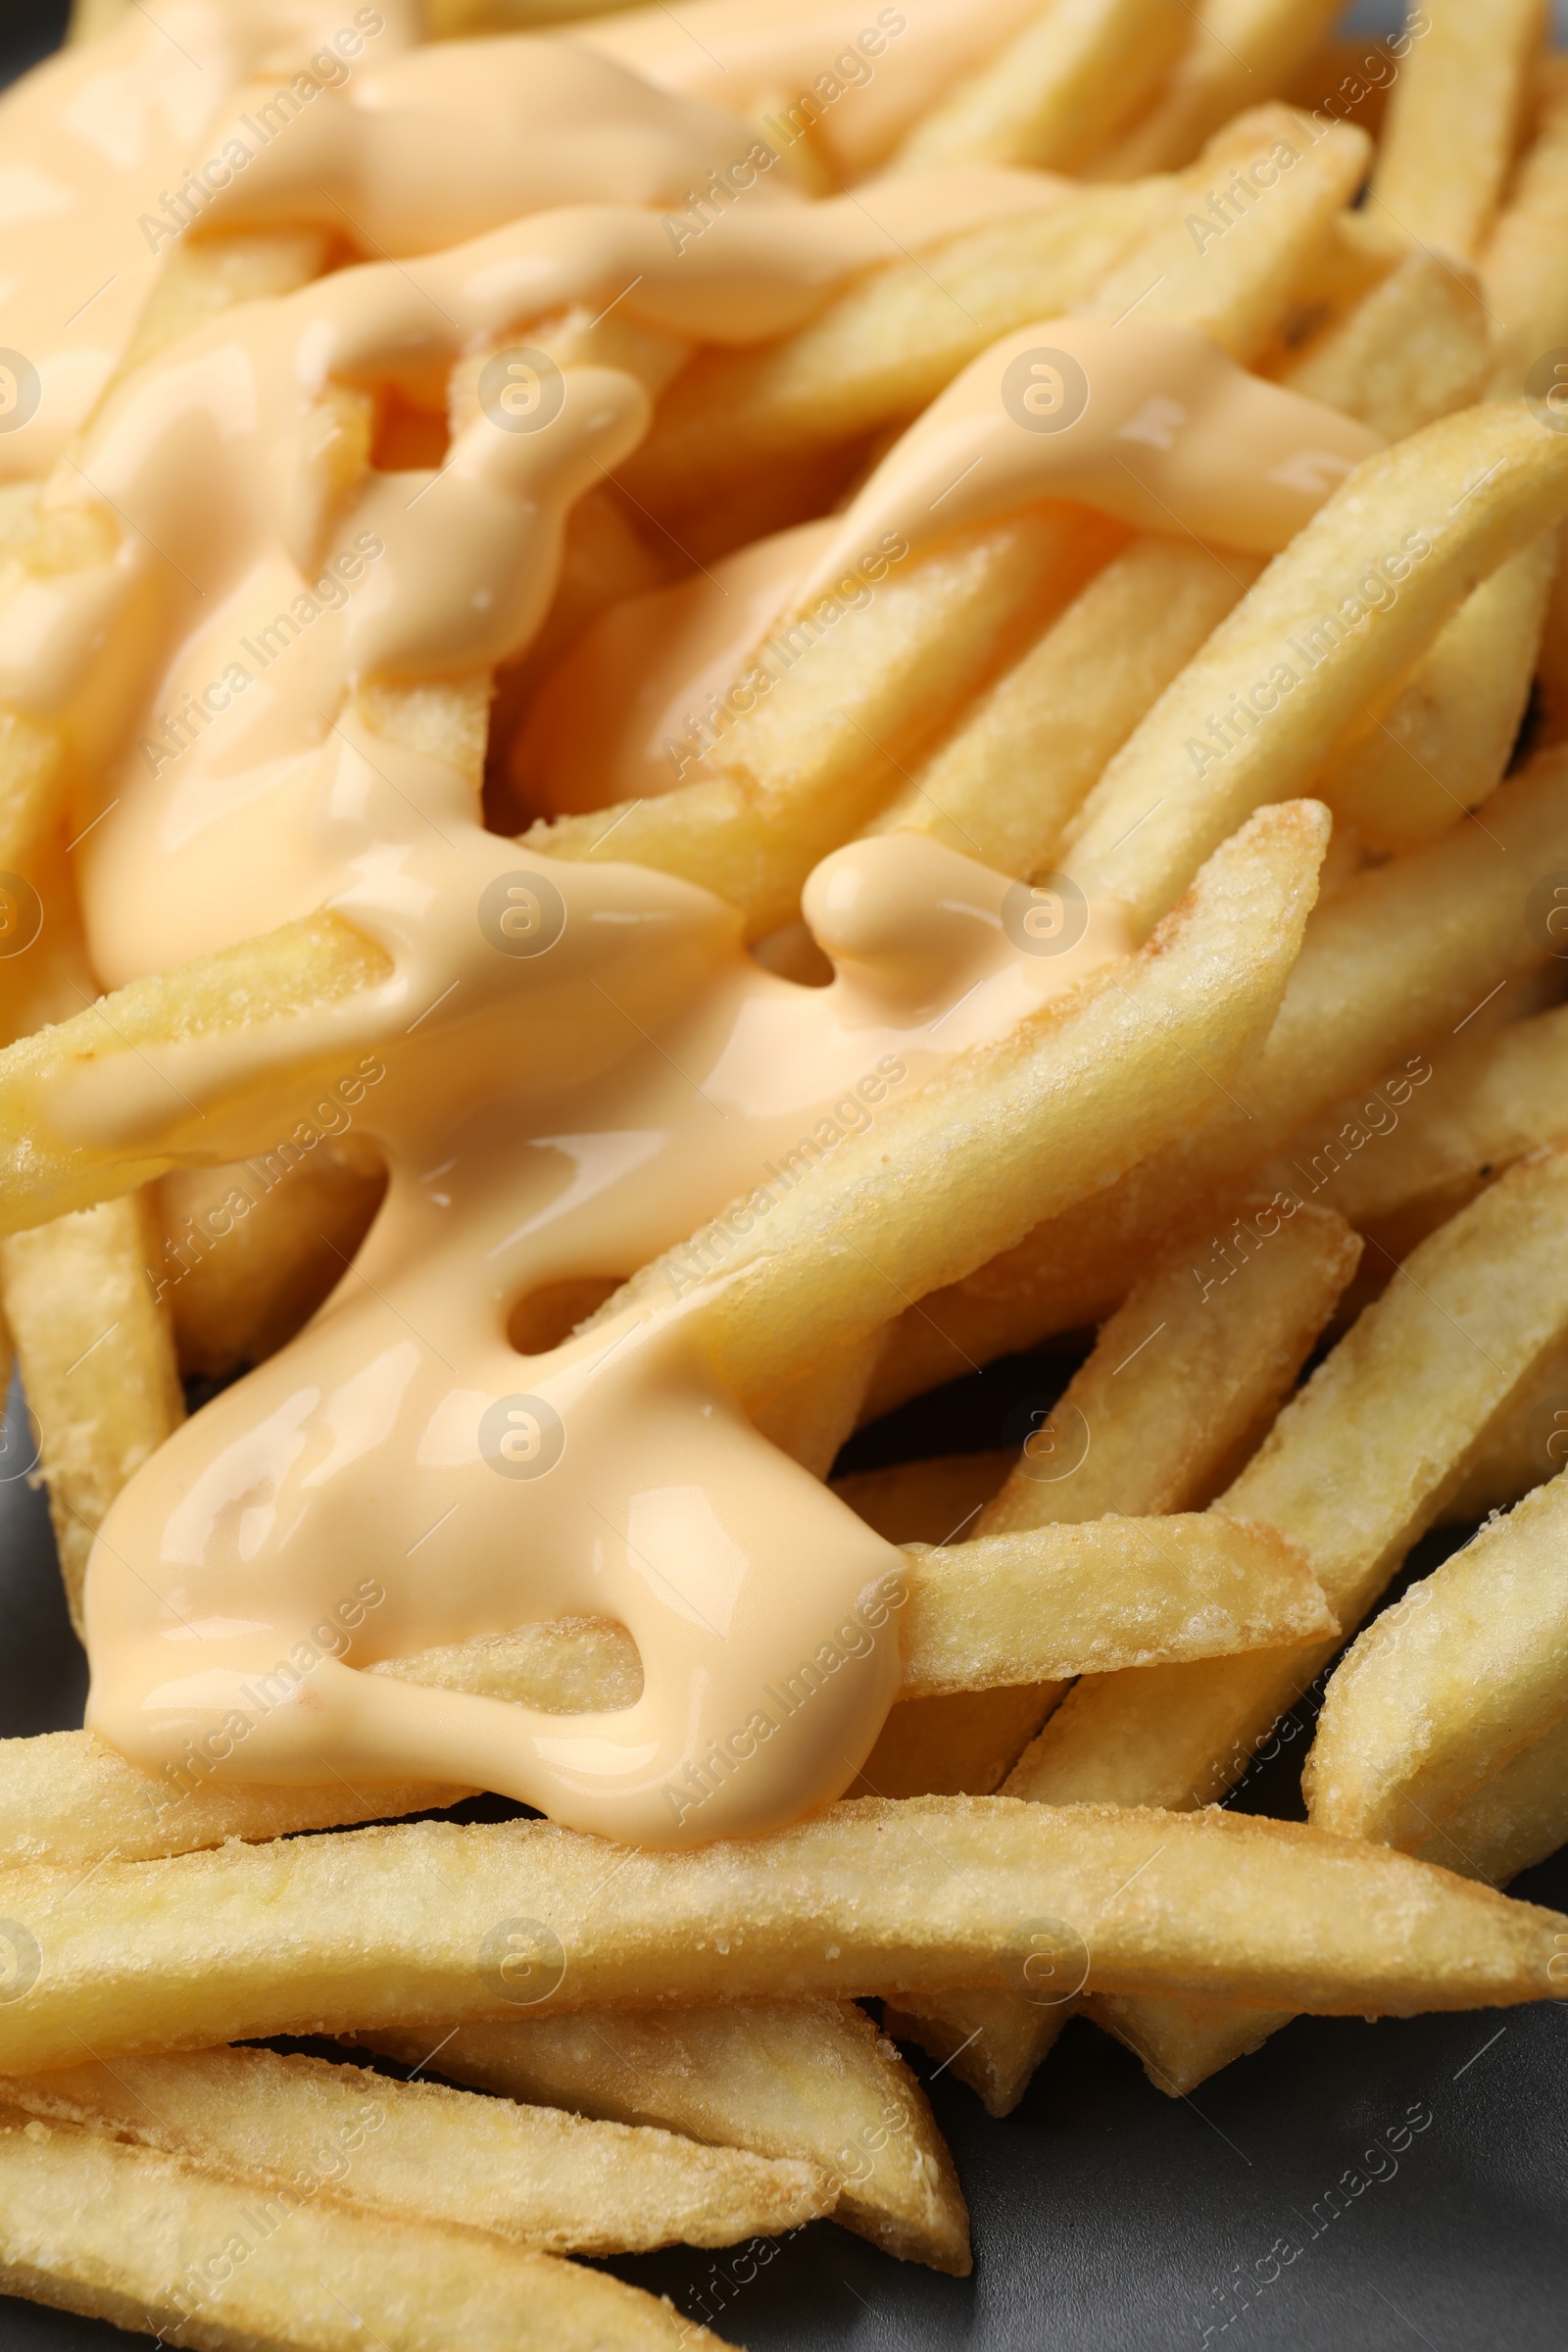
[0,2104,719,2351]
[530,506,1109,933]
[0,1797,1561,2073]
[867,540,1259,881]
[1275,251,1490,442]
[1485,60,1568,394]
[1087,109,1369,366]
[619,181,1168,508]
[1,2044,830,2256]
[1304,1469,1568,1850]
[1064,407,1568,936]
[1370,0,1545,262]
[1416,1708,1568,1889]
[901,1514,1332,1694]
[602,803,1329,1403]
[903,753,1568,1356]
[363,1999,970,2273]
[894,0,1187,174]
[1440,1330,1568,1527]
[1092,0,1347,178]
[1317,532,1555,852]
[0,1195,182,1633]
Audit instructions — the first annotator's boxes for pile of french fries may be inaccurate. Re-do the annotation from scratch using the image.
[5,0,1568,2343]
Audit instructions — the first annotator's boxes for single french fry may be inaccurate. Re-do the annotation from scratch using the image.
[528,506,1111,932]
[1316,530,1556,852]
[158,1147,387,1378]
[885,1200,1357,2100]
[1415,1707,1568,1888]
[601,802,1329,1402]
[1484,59,1568,394]
[1289,1000,1568,1232]
[1304,1469,1568,1851]
[851,1688,1062,1802]
[68,0,127,33]
[1275,250,1490,441]
[893,0,1187,175]
[362,1999,971,2273]
[1090,0,1347,178]
[2,1797,1563,2074]
[0,1196,183,1634]
[1,2043,831,2256]
[0,2103,720,2351]
[1086,107,1369,365]
[619,180,1169,507]
[866,540,1260,880]
[1063,406,1568,937]
[1369,0,1545,263]
[1439,1330,1568,1527]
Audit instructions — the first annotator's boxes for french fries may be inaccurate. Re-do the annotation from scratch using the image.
[0,1797,1561,2076]
[1304,1469,1568,1854]
[0,2043,832,2256]
[1090,0,1348,178]
[1370,0,1545,260]
[361,1999,971,2271]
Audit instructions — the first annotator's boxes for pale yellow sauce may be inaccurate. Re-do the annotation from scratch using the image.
[0,5,1374,1842]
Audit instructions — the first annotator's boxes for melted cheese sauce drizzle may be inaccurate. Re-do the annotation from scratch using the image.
[1,10,1380,1843]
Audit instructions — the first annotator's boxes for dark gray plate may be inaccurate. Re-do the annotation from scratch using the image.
[3,4,1567,2344]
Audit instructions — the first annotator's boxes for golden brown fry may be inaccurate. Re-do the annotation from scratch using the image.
[866,540,1259,881]
[1370,0,1545,262]
[1415,1707,1568,1887]
[1275,251,1490,441]
[1317,530,1556,853]
[1484,58,1568,393]
[893,0,1187,175]
[363,1999,971,2273]
[901,750,1568,1357]
[0,1196,183,1634]
[1304,1469,1568,1851]
[1439,1330,1568,1527]
[2,2043,831,2256]
[604,802,1329,1403]
[0,2103,721,2351]
[1091,0,1347,177]
[2,1797,1562,2073]
[1064,406,1568,936]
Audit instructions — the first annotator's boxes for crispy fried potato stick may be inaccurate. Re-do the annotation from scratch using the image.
[604,802,1329,1402]
[0,1197,183,1634]
[362,2000,971,2273]
[1317,530,1556,852]
[1304,1469,1568,1852]
[1064,406,1568,937]
[0,2103,722,2351]
[866,541,1260,880]
[893,0,1188,174]
[1415,1707,1568,1889]
[1440,1330,1568,1527]
[900,753,1568,1358]
[883,1201,1357,2102]
[0,1798,1561,2073]
[1275,251,1490,441]
[1485,59,1568,393]
[1,2044,831,2255]
[1090,0,1346,177]
[1369,0,1545,263]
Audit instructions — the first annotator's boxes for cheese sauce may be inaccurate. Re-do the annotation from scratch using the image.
[0,8,1375,1842]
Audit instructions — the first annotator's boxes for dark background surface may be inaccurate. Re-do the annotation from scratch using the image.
[2,2,1567,2346]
